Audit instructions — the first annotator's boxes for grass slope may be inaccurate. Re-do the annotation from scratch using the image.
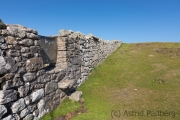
[42,42,180,120]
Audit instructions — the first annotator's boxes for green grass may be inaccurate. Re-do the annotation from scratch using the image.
[42,42,180,120]
[40,99,81,120]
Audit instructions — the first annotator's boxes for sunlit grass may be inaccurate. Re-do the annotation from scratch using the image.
[42,42,180,120]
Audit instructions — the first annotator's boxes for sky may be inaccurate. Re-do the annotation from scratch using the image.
[0,0,180,43]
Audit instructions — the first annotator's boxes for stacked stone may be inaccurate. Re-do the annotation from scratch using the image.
[0,19,122,120]
[0,21,67,120]
[58,30,122,86]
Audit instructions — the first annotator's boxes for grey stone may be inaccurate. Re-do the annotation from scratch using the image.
[0,36,5,43]
[18,83,30,97]
[18,30,26,38]
[37,74,51,83]
[1,30,10,36]
[7,50,20,57]
[0,105,7,119]
[26,28,38,35]
[0,56,7,75]
[28,105,37,113]
[21,47,30,53]
[15,56,22,62]
[2,76,23,90]
[36,70,45,76]
[31,83,44,89]
[19,39,34,46]
[23,73,36,82]
[0,90,17,104]
[18,67,26,74]
[34,40,40,46]
[33,109,39,117]
[11,98,26,113]
[31,89,44,103]
[24,96,31,106]
[38,99,47,118]
[69,91,82,101]
[20,108,30,118]
[70,58,81,65]
[45,82,58,95]
[23,114,33,120]
[30,46,39,55]
[13,114,20,120]
[2,115,15,120]
[26,33,38,39]
[58,79,72,89]
[26,57,43,72]
[55,70,66,82]
[59,29,71,37]
[0,44,8,49]
[22,53,32,58]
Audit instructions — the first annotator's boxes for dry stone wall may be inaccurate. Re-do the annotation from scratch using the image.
[0,20,122,120]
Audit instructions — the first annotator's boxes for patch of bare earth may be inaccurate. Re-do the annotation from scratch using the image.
[54,100,87,120]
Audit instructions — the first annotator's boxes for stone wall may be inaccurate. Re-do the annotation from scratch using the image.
[0,20,122,120]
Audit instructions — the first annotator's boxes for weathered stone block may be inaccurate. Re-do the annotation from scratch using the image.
[0,44,8,50]
[23,114,33,120]
[69,91,82,101]
[31,89,44,103]
[0,90,17,104]
[30,46,39,55]
[70,58,81,65]
[11,98,26,113]
[20,107,30,118]
[7,50,20,57]
[0,105,7,119]
[26,57,43,72]
[21,47,30,53]
[58,79,72,89]
[45,82,58,95]
[23,72,36,82]
[38,99,47,118]
[6,36,17,45]
[37,73,51,83]
[2,75,23,90]
[18,83,30,97]
[0,36,5,43]
[55,70,66,82]
[18,39,34,46]
[26,33,38,39]
[2,115,15,120]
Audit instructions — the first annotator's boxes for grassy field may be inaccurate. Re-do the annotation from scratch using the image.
[42,42,180,120]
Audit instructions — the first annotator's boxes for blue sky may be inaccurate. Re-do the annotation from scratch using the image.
[1,0,180,43]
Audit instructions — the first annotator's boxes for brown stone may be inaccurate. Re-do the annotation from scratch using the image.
[26,57,43,72]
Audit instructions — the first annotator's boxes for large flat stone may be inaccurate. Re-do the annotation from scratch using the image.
[26,57,43,72]
[23,72,36,82]
[45,82,58,95]
[2,115,15,120]
[58,79,72,89]
[69,91,82,101]
[11,98,26,113]
[31,89,44,103]
[0,90,17,104]
[0,105,7,119]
